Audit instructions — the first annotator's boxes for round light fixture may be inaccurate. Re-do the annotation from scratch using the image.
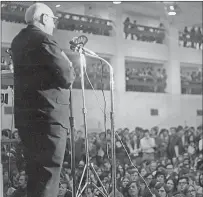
[113,1,121,5]
[168,11,176,16]
[55,4,61,8]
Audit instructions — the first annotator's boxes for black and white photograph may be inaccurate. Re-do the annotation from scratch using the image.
[1,1,203,197]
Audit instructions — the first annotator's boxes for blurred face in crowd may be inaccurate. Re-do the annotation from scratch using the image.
[186,185,196,197]
[14,132,21,142]
[166,179,175,191]
[18,175,27,189]
[140,168,147,177]
[118,165,124,174]
[150,129,156,137]
[130,171,139,182]
[150,161,157,172]
[128,182,139,197]
[139,181,145,191]
[58,183,68,196]
[125,164,129,170]
[85,188,93,197]
[157,186,167,197]
[104,162,111,170]
[170,128,176,135]
[122,177,129,188]
[144,131,150,138]
[178,178,188,192]
[157,174,165,184]
[145,174,153,185]
[166,164,174,174]
[97,168,102,176]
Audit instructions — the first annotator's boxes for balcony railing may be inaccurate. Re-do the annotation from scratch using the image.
[56,11,113,36]
[124,22,165,44]
[1,2,113,37]
[126,75,166,93]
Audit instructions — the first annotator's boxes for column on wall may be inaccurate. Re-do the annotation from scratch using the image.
[165,25,181,94]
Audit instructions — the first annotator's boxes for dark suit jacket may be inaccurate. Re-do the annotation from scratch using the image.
[11,25,75,129]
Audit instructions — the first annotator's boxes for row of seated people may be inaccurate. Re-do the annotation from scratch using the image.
[125,67,167,93]
[179,26,203,50]
[1,2,113,36]
[123,17,165,44]
[1,125,203,197]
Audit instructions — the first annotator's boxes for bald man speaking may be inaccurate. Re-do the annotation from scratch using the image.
[11,3,75,197]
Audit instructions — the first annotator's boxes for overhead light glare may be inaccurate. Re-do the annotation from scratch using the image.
[169,5,174,10]
[113,1,121,4]
[55,4,61,8]
[168,11,176,16]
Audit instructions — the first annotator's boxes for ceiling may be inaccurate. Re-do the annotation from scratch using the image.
[6,1,203,29]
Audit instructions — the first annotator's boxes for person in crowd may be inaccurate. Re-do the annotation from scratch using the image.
[140,130,156,162]
[124,17,131,39]
[185,184,197,197]
[166,178,177,196]
[177,177,189,194]
[154,183,170,197]
[155,171,166,184]
[11,174,28,197]
[183,26,189,47]
[125,181,140,197]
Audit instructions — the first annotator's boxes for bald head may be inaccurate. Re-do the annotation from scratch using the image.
[25,3,56,35]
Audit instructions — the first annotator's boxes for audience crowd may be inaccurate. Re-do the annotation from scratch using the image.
[181,69,202,95]
[126,66,167,93]
[179,26,203,50]
[2,124,203,197]
[123,17,165,44]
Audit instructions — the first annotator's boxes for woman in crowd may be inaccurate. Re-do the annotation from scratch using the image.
[166,178,177,196]
[125,181,140,197]
[154,183,171,197]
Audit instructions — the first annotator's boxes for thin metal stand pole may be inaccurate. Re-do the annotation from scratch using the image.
[109,66,116,197]
[75,54,107,197]
[69,87,76,197]
[80,54,117,197]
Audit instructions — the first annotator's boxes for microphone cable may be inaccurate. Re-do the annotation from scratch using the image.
[100,60,110,160]
[115,130,155,197]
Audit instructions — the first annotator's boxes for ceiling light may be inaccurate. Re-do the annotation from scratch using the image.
[113,1,121,4]
[168,11,176,16]
[169,5,174,10]
[55,4,61,8]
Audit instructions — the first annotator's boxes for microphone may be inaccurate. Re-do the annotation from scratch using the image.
[69,36,98,57]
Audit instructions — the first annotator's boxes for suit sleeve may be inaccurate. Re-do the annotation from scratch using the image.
[40,36,75,89]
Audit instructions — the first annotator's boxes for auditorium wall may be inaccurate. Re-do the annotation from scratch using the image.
[1,88,202,131]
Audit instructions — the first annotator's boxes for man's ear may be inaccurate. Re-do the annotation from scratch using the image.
[41,14,48,25]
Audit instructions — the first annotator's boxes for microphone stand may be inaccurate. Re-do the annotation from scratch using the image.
[76,53,108,197]
[70,42,116,197]
[69,85,76,197]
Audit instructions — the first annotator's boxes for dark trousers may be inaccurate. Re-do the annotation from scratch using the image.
[18,122,67,197]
